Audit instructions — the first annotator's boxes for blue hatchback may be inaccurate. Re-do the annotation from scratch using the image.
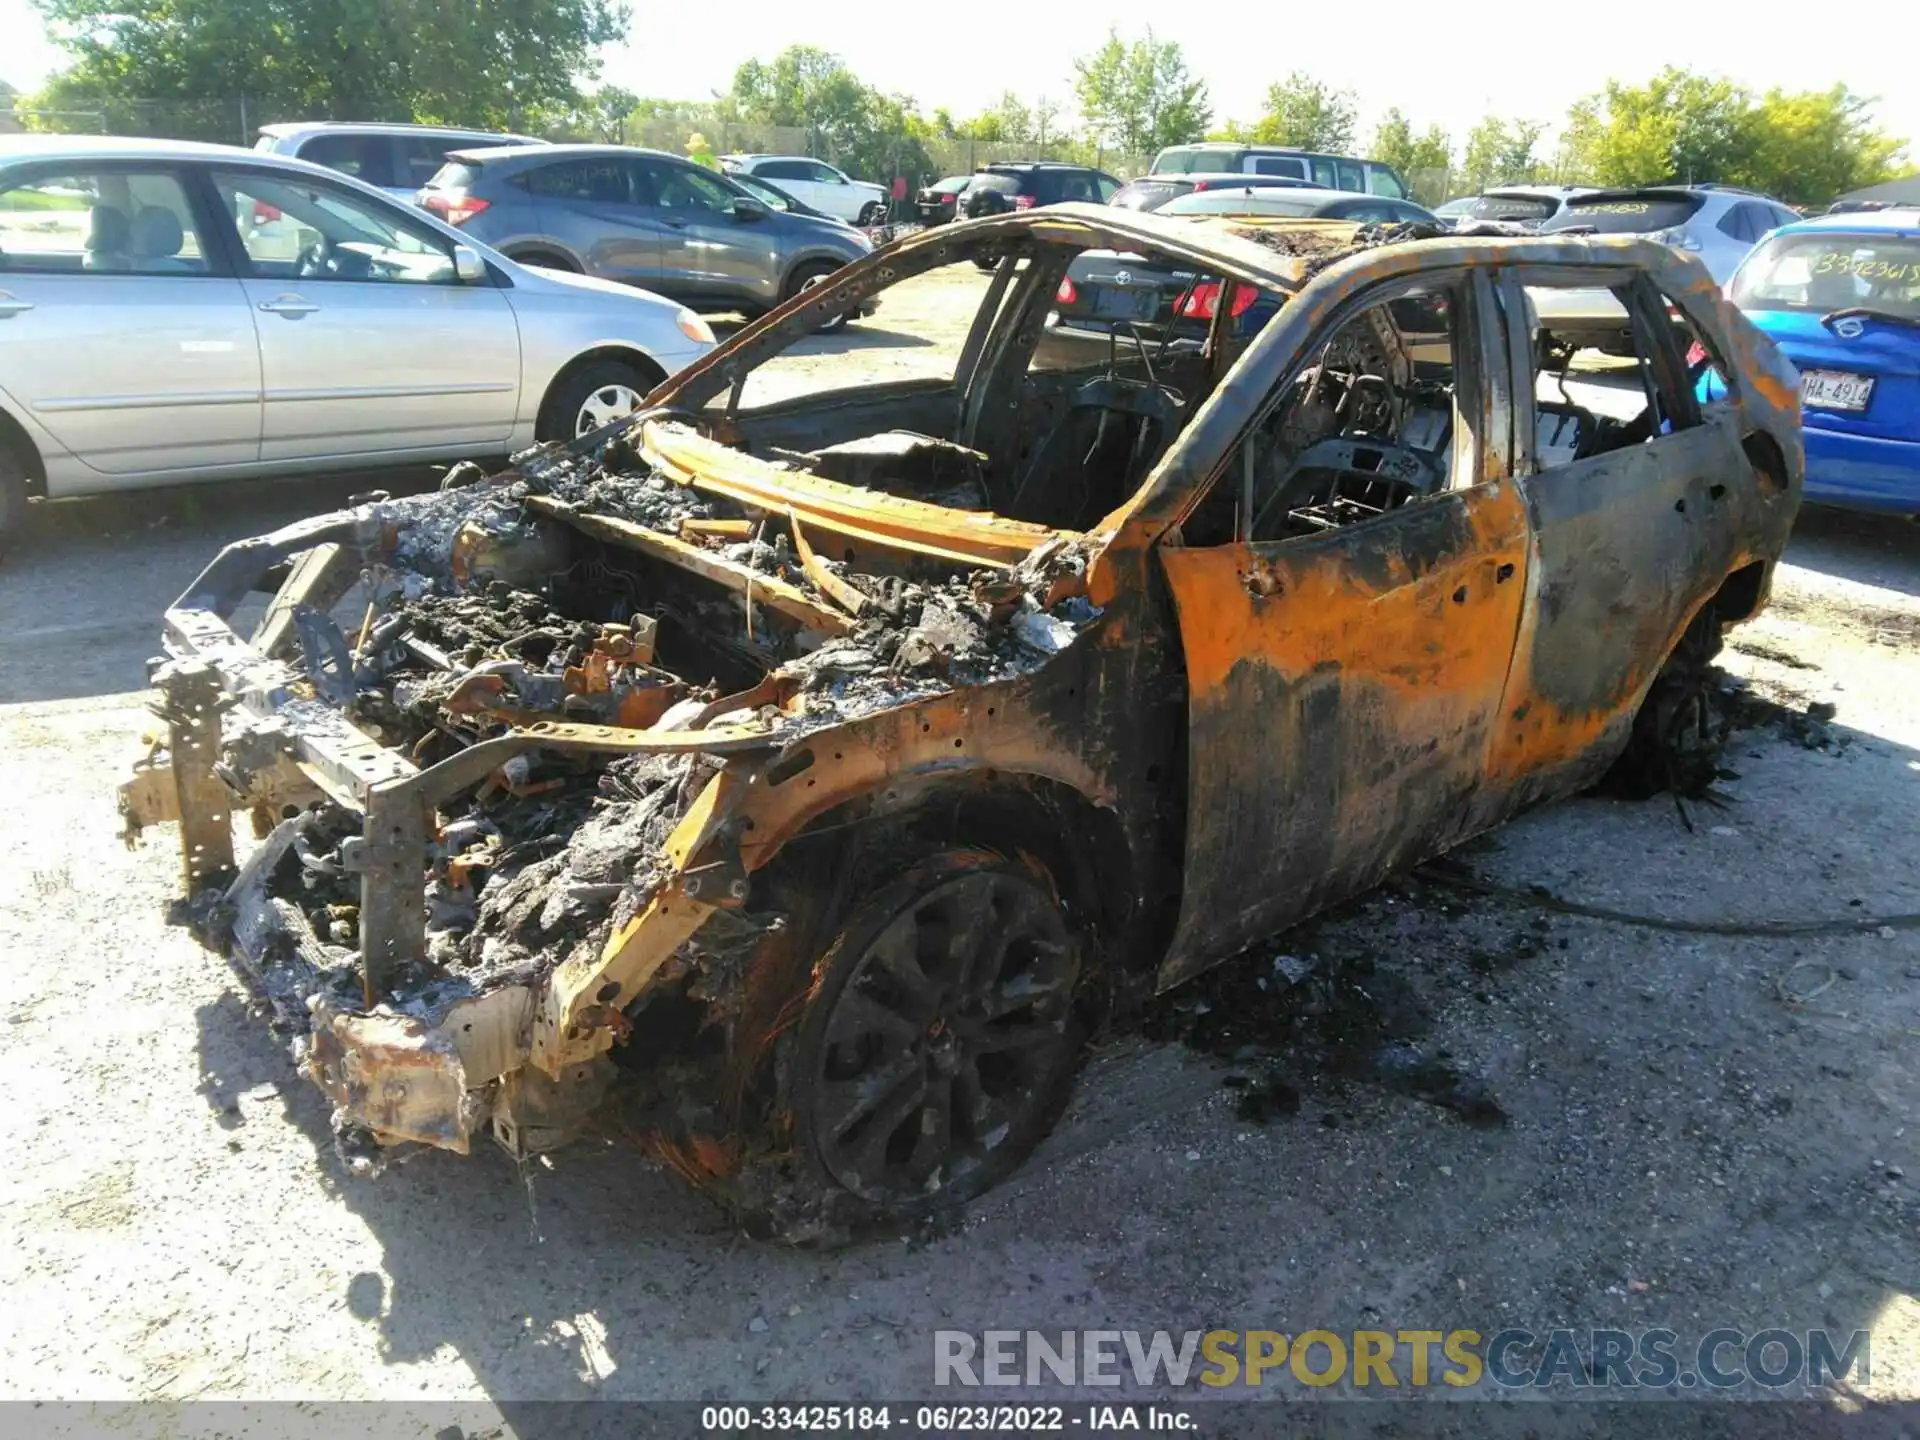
[1721,208,1920,514]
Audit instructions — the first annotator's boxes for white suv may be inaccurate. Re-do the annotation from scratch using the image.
[720,155,889,224]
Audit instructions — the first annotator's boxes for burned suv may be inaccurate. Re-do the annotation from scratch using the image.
[123,207,1802,1239]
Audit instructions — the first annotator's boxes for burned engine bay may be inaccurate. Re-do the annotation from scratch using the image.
[127,402,1115,1165]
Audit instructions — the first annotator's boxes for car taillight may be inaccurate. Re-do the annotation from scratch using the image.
[1056,276,1078,305]
[1177,281,1259,320]
[1013,194,1036,209]
[252,200,281,223]
[1191,180,1210,192]
[1652,225,1702,252]
[424,192,490,226]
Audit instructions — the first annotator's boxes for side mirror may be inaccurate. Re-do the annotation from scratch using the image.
[452,244,487,282]
[728,196,769,222]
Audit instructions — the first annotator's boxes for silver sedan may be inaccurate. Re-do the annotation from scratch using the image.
[0,135,718,549]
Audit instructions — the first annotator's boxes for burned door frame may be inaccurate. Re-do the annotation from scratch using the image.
[1147,266,1534,986]
[1486,264,1757,806]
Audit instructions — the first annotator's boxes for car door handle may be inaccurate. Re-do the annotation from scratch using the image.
[662,218,689,230]
[0,295,33,318]
[258,296,319,317]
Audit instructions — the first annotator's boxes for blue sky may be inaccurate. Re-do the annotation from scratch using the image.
[3,0,1915,160]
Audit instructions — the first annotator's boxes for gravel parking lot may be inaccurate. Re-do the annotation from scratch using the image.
[3,286,1919,1434]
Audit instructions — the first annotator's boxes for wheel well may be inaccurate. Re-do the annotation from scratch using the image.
[781,255,845,300]
[1741,429,1790,496]
[507,246,579,271]
[0,403,46,499]
[1712,559,1769,624]
[537,348,670,434]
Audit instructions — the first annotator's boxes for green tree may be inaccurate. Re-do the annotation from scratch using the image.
[1370,107,1452,199]
[28,0,627,138]
[1072,29,1211,155]
[1251,73,1356,152]
[725,46,928,182]
[1559,68,1905,205]
[1741,85,1905,204]
[1459,117,1544,192]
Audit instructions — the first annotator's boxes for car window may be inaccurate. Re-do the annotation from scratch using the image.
[652,163,739,212]
[806,162,844,185]
[1335,161,1365,192]
[1110,180,1186,211]
[1542,192,1707,235]
[731,174,797,211]
[1055,172,1098,204]
[1367,167,1407,198]
[1309,159,1338,189]
[1181,278,1470,545]
[1338,201,1396,222]
[400,137,467,190]
[519,159,633,204]
[1095,175,1120,202]
[1251,156,1306,178]
[213,171,460,284]
[1731,231,1920,320]
[297,134,398,189]
[1716,203,1756,243]
[757,160,809,182]
[0,169,212,274]
[1516,273,1703,471]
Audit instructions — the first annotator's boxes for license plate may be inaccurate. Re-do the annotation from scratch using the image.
[1801,369,1874,412]
[1090,285,1160,322]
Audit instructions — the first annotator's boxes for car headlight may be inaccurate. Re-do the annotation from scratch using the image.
[676,308,715,345]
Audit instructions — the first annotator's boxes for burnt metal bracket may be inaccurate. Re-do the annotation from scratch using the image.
[156,659,234,890]
[350,779,431,1005]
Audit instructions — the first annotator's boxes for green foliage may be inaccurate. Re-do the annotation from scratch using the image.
[1458,116,1546,192]
[1250,73,1356,152]
[1370,108,1452,199]
[27,0,628,138]
[1072,29,1211,155]
[1560,68,1906,204]
[724,46,928,181]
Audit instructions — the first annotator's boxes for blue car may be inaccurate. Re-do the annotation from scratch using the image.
[1721,207,1920,513]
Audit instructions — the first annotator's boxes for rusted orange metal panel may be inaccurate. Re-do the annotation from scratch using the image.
[1155,480,1530,983]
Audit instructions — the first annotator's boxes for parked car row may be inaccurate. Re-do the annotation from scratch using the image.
[0,133,725,546]
[0,115,1908,545]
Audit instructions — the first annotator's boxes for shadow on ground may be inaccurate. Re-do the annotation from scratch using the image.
[186,686,1920,1413]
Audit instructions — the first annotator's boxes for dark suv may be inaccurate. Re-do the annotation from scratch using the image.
[417,144,873,328]
[958,162,1123,219]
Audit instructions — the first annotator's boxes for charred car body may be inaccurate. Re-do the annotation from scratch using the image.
[122,207,1803,1238]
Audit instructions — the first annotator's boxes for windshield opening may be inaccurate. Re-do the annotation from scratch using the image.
[1731,231,1920,319]
[678,235,1265,533]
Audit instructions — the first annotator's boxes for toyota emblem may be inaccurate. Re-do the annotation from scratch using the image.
[1113,270,1132,286]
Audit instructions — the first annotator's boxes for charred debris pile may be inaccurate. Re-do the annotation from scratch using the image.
[259,429,1099,1006]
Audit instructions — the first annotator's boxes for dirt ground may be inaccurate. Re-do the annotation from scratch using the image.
[3,284,1919,1435]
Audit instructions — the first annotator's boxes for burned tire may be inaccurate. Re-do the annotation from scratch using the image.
[0,433,32,559]
[1600,602,1728,800]
[716,850,1093,1240]
[783,261,851,334]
